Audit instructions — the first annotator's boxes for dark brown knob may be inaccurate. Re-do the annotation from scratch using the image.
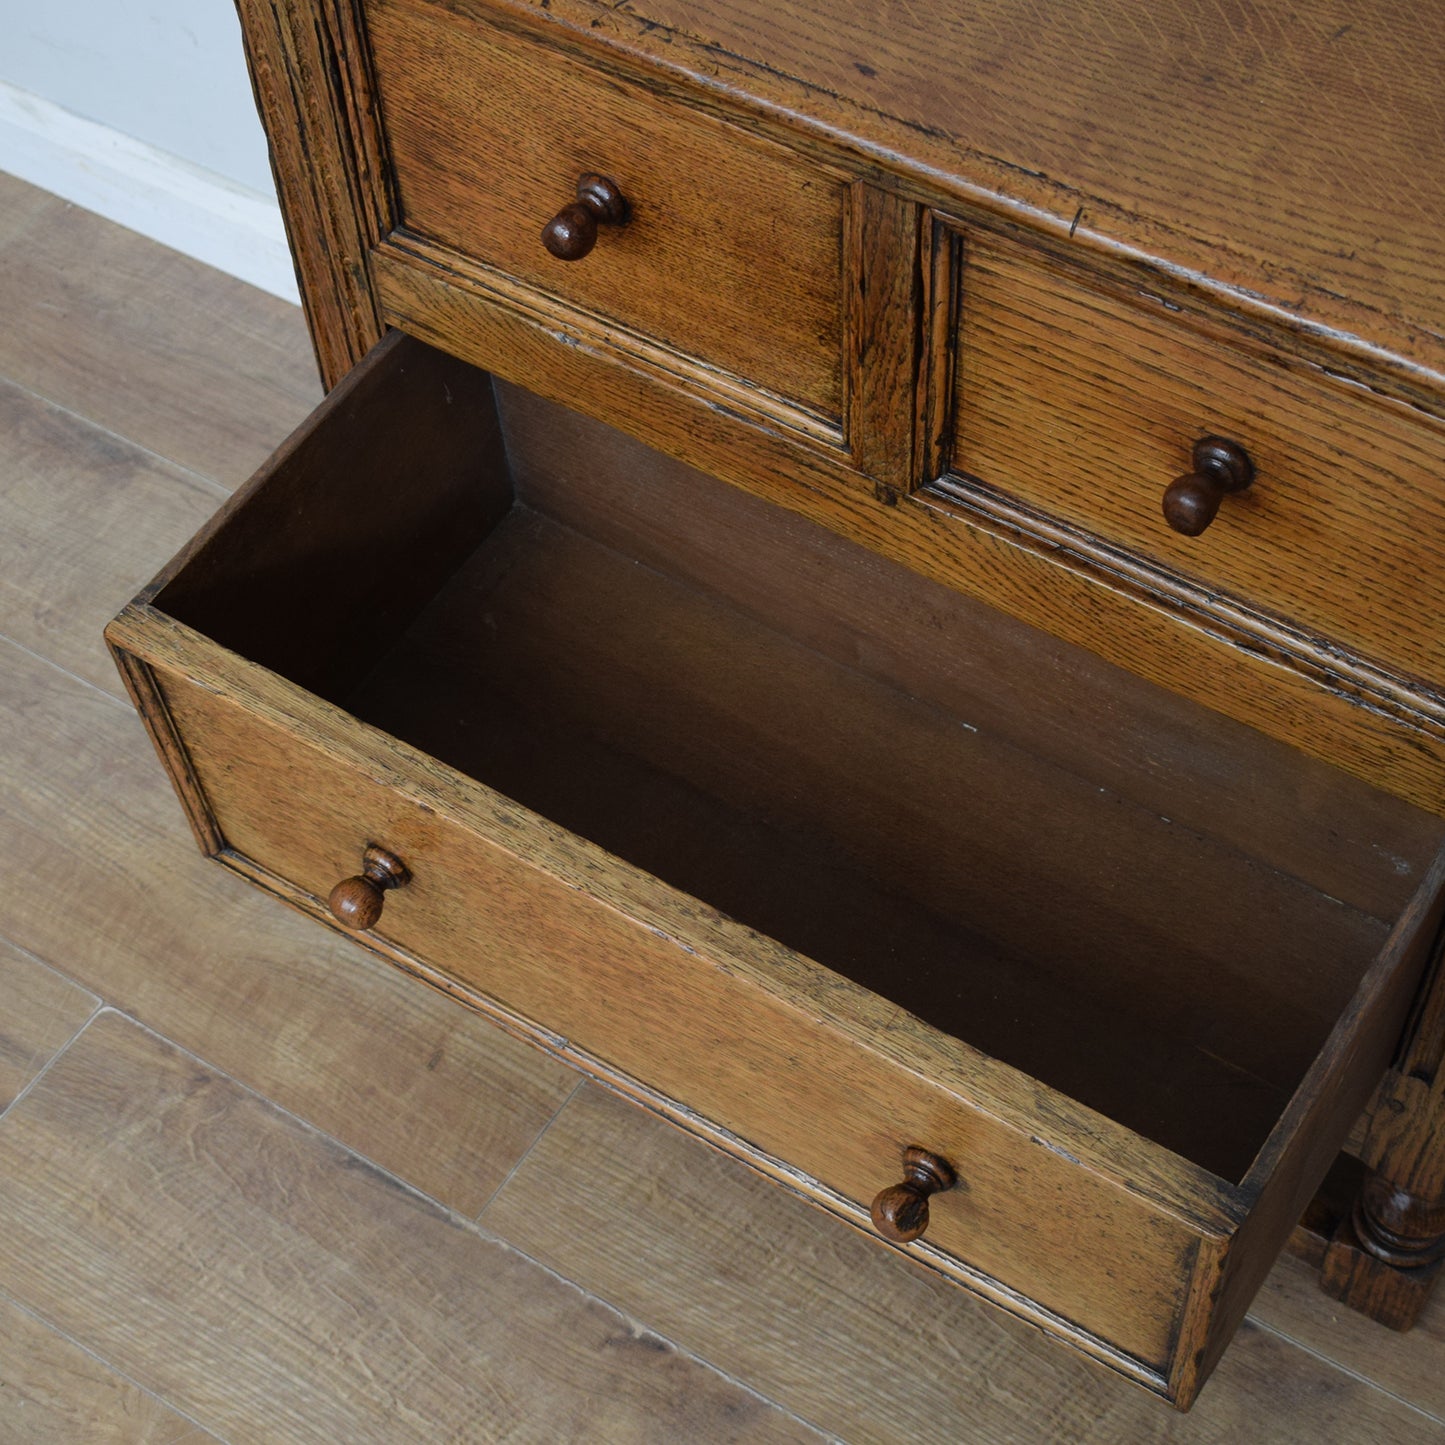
[870,1146,957,1243]
[327,845,410,930]
[1162,436,1254,536]
[541,173,628,261]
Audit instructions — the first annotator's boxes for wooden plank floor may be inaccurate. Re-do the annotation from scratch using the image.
[1,168,1443,1442]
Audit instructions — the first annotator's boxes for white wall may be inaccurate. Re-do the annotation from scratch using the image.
[0,0,274,193]
[0,0,297,301]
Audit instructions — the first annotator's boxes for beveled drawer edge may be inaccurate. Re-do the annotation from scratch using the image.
[920,478,1445,739]
[106,632,223,857]
[236,0,393,387]
[373,232,848,450]
[913,211,1445,731]
[106,600,1238,1235]
[216,838,1182,1400]
[914,204,1445,431]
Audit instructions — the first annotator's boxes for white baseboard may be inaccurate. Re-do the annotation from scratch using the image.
[0,80,299,306]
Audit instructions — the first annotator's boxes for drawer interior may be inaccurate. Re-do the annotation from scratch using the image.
[155,334,1445,1186]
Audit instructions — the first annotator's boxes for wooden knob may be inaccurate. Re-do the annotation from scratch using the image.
[1162,436,1254,536]
[541,173,628,261]
[870,1146,957,1243]
[327,845,410,930]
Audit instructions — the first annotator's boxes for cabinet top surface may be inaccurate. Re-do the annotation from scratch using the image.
[476,0,1445,397]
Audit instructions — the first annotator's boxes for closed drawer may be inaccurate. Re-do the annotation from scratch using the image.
[366,0,846,430]
[942,240,1445,692]
[108,332,1445,1408]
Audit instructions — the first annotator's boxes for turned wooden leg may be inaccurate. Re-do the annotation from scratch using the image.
[1320,937,1445,1330]
[1321,1172,1445,1329]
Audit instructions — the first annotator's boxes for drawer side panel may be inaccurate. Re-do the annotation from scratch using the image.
[1174,843,1445,1404]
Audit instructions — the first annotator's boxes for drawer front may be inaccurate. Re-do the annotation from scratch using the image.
[947,241,1445,690]
[367,0,846,425]
[146,654,1205,1382]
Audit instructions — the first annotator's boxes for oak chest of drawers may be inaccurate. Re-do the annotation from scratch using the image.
[106,0,1445,1408]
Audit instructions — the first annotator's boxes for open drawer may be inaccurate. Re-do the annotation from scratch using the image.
[106,331,1445,1408]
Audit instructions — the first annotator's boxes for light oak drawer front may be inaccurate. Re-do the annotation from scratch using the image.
[366,0,845,426]
[946,241,1445,691]
[144,658,1203,1383]
[108,333,1445,1407]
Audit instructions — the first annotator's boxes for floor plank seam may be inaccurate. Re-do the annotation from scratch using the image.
[0,930,101,1010]
[469,1075,585,1221]
[0,371,237,503]
[0,631,132,710]
[464,1225,839,1443]
[4,994,1431,1437]
[0,926,102,1004]
[74,1007,836,1442]
[1244,1312,1445,1427]
[74,1007,479,1215]
[0,1284,227,1445]
[0,997,104,1128]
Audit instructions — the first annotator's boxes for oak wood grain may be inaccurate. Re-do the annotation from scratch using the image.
[0,635,573,1216]
[0,1012,817,1443]
[347,505,1385,1180]
[234,0,395,387]
[372,248,1445,818]
[0,173,320,485]
[0,1292,209,1444]
[0,377,224,699]
[0,939,97,1115]
[947,240,1445,694]
[844,180,919,489]
[368,0,847,422]
[485,1082,1445,1441]
[117,606,1229,1387]
[467,0,1445,405]
[122,575,1444,1404]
